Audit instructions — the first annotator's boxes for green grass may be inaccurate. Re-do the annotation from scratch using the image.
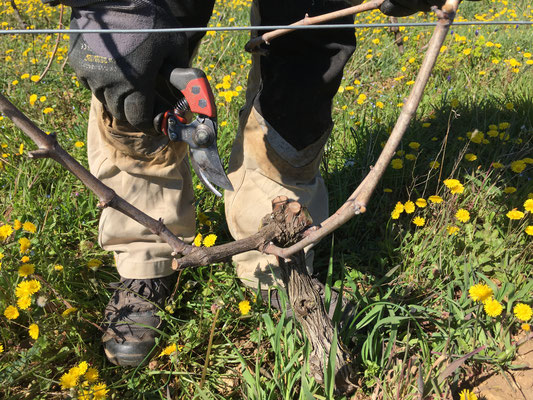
[1,0,532,398]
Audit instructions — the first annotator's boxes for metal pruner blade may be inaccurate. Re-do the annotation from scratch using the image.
[166,115,233,197]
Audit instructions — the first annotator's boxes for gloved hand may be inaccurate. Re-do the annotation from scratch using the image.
[380,0,446,17]
[67,0,189,134]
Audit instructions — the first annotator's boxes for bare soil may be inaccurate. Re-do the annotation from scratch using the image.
[476,335,533,400]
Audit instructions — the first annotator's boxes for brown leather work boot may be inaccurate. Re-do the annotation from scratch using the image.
[102,275,176,366]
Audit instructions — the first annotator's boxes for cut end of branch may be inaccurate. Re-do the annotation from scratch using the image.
[28,148,51,159]
[96,201,109,209]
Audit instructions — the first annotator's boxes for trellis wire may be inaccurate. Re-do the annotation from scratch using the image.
[1,20,532,35]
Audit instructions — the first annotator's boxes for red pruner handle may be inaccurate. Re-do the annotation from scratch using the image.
[167,67,216,118]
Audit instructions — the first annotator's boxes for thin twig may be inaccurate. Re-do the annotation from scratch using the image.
[38,5,64,82]
[245,0,385,53]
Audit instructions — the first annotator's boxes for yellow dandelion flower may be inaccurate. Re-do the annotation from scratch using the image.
[77,361,88,375]
[62,307,78,317]
[415,198,427,208]
[239,300,251,316]
[383,188,392,193]
[0,224,14,241]
[203,234,217,248]
[13,220,22,230]
[513,303,532,322]
[469,284,493,302]
[85,367,99,383]
[68,365,84,379]
[484,298,503,317]
[511,160,526,173]
[74,141,85,148]
[506,209,524,220]
[428,195,443,204]
[412,217,425,227]
[503,187,516,194]
[444,179,464,194]
[18,263,35,277]
[28,324,39,339]
[393,202,404,214]
[0,344,3,353]
[455,209,470,223]
[391,210,401,220]
[193,233,203,247]
[16,280,37,298]
[429,160,440,169]
[22,222,36,233]
[19,237,31,254]
[92,382,109,399]
[459,389,478,400]
[524,199,533,213]
[405,153,416,160]
[465,154,477,162]
[4,305,19,320]
[521,323,530,331]
[491,162,504,169]
[59,372,78,389]
[404,201,415,214]
[29,94,38,106]
[27,280,41,294]
[525,226,533,236]
[43,107,54,114]
[54,264,64,271]
[391,158,403,169]
[78,389,91,400]
[21,256,30,263]
[447,226,460,235]
[87,259,102,269]
[17,296,31,310]
[159,343,177,357]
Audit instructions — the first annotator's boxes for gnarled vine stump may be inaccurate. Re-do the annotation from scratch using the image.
[265,196,356,395]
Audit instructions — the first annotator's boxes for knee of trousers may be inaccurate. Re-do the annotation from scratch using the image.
[224,106,329,290]
[87,97,196,279]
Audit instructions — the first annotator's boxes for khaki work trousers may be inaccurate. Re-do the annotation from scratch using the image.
[87,94,328,288]
[86,0,355,288]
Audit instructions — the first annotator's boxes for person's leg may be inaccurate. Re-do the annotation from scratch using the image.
[87,97,196,365]
[225,0,357,290]
[87,0,216,366]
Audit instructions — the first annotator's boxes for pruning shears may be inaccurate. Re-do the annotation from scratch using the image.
[155,68,233,197]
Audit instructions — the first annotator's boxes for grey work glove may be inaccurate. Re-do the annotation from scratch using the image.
[67,0,188,133]
[380,0,446,16]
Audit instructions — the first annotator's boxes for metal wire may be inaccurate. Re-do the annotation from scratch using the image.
[1,20,532,35]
